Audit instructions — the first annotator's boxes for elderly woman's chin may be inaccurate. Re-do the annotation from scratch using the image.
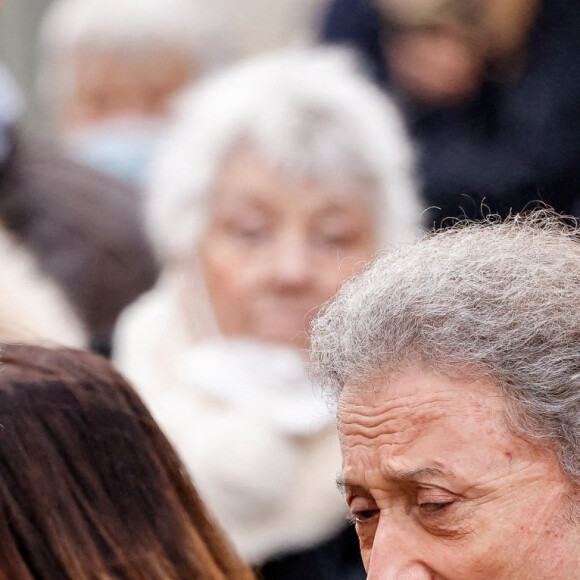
[210,301,321,352]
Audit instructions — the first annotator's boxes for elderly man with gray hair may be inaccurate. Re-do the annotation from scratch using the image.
[311,210,580,579]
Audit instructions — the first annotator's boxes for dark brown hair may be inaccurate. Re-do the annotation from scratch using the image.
[0,344,255,580]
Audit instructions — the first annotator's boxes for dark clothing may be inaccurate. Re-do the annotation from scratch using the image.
[0,131,158,354]
[322,0,387,85]
[258,525,365,580]
[322,0,580,225]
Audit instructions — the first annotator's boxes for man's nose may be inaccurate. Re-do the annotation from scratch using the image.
[366,515,434,580]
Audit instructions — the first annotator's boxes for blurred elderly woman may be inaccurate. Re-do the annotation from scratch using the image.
[114,48,421,578]
[311,210,580,579]
[38,0,231,185]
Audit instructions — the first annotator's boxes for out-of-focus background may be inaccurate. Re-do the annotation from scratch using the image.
[1,2,580,578]
[0,0,332,137]
[0,0,50,135]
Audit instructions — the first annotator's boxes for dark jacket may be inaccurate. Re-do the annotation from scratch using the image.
[258,525,365,580]
[322,0,580,224]
[0,130,158,354]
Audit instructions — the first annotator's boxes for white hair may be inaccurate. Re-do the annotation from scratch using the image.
[311,210,580,486]
[146,47,422,261]
[38,0,231,109]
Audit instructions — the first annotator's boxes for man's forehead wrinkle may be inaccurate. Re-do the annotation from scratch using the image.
[341,430,418,454]
[340,385,499,425]
[338,393,465,434]
[340,413,461,460]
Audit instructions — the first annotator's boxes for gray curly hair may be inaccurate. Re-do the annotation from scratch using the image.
[310,210,580,485]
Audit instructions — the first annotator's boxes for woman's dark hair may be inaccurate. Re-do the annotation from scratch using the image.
[0,344,255,580]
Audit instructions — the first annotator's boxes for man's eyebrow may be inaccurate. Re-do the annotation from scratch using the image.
[336,466,455,494]
[399,466,454,481]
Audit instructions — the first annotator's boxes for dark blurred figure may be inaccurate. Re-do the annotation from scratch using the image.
[0,65,157,355]
[0,344,256,580]
[322,0,580,224]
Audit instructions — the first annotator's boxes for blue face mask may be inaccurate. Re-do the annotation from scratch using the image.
[65,117,165,187]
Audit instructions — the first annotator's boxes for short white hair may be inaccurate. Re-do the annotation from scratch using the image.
[38,0,231,110]
[146,47,422,261]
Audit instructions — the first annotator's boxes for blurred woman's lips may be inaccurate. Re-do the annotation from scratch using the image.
[251,301,320,338]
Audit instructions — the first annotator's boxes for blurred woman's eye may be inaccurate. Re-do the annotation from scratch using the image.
[232,224,267,241]
[315,227,359,250]
[319,233,351,248]
[223,215,270,243]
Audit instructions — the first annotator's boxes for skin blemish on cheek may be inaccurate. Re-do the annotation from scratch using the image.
[505,451,513,465]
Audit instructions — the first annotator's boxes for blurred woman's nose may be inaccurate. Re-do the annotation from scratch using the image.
[266,229,314,289]
[366,516,433,580]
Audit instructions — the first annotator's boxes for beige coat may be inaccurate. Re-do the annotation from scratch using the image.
[114,272,349,564]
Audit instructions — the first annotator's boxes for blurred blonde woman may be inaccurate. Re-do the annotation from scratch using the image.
[114,47,422,579]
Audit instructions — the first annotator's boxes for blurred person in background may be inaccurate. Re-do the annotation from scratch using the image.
[38,0,232,187]
[322,0,580,225]
[0,59,157,355]
[114,48,421,579]
[0,344,255,580]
